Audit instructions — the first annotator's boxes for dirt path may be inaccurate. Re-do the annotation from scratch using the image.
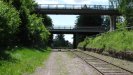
[31,51,101,75]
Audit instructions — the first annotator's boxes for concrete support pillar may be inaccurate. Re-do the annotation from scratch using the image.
[110,15,116,31]
[48,33,53,47]
[73,34,77,49]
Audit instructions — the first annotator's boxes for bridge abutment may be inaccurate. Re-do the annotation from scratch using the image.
[48,34,53,47]
[110,15,116,31]
[73,34,77,49]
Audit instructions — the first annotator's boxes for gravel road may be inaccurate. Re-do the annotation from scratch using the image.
[31,50,101,75]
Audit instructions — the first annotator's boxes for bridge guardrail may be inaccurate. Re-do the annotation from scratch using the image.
[47,26,106,31]
[37,4,117,10]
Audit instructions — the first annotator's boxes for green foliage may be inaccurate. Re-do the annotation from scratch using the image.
[78,41,86,48]
[116,21,126,29]
[53,34,66,47]
[78,37,89,48]
[0,1,21,47]
[109,0,120,8]
[0,48,51,75]
[118,0,133,27]
[119,0,133,15]
[0,1,52,74]
[2,0,51,47]
[88,35,105,49]
[2,0,37,13]
[53,34,71,48]
[28,14,50,48]
[10,0,39,46]
[40,15,53,27]
[109,0,133,27]
[28,14,50,41]
[79,30,133,52]
[75,15,102,27]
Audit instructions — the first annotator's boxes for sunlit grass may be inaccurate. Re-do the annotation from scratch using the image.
[0,47,51,75]
[79,30,133,52]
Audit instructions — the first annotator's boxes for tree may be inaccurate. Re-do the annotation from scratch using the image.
[0,1,21,48]
[37,14,53,47]
[53,34,71,48]
[109,0,120,8]
[119,0,133,27]
[41,15,53,27]
[54,34,65,47]
[2,0,37,46]
[109,0,133,28]
[28,14,50,48]
[75,15,102,27]
[2,0,51,48]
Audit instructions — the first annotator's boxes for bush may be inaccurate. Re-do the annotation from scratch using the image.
[0,1,21,47]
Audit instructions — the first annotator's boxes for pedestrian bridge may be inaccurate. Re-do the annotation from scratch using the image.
[36,4,120,15]
[47,26,106,34]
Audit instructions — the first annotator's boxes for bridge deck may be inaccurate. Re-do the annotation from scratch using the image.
[36,4,121,15]
[48,26,106,34]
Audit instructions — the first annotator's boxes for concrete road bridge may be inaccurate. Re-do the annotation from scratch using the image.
[48,26,106,34]
[47,26,106,48]
[35,4,121,48]
[36,4,120,15]
[35,4,121,31]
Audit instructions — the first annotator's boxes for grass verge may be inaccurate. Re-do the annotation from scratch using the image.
[0,47,51,75]
[78,30,133,60]
[78,30,133,52]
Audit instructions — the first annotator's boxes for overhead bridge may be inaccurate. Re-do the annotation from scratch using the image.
[48,26,106,48]
[47,26,106,34]
[35,4,121,15]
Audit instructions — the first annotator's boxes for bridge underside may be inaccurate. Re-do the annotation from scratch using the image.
[36,9,120,15]
[50,32,99,49]
[49,29,103,49]
[49,29,105,34]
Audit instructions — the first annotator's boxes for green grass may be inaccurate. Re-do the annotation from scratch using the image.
[0,47,51,75]
[78,30,133,52]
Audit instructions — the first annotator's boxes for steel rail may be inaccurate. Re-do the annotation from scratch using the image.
[71,51,104,75]
[71,50,133,75]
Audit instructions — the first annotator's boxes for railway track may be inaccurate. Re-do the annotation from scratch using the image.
[71,50,133,75]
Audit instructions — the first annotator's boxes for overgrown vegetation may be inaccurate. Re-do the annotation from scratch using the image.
[27,14,50,48]
[0,48,51,75]
[0,0,51,48]
[78,30,133,59]
[0,1,21,47]
[110,0,133,27]
[79,30,133,51]
[0,0,52,74]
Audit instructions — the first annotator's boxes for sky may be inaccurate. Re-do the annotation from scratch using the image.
[35,0,109,43]
[35,0,109,5]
